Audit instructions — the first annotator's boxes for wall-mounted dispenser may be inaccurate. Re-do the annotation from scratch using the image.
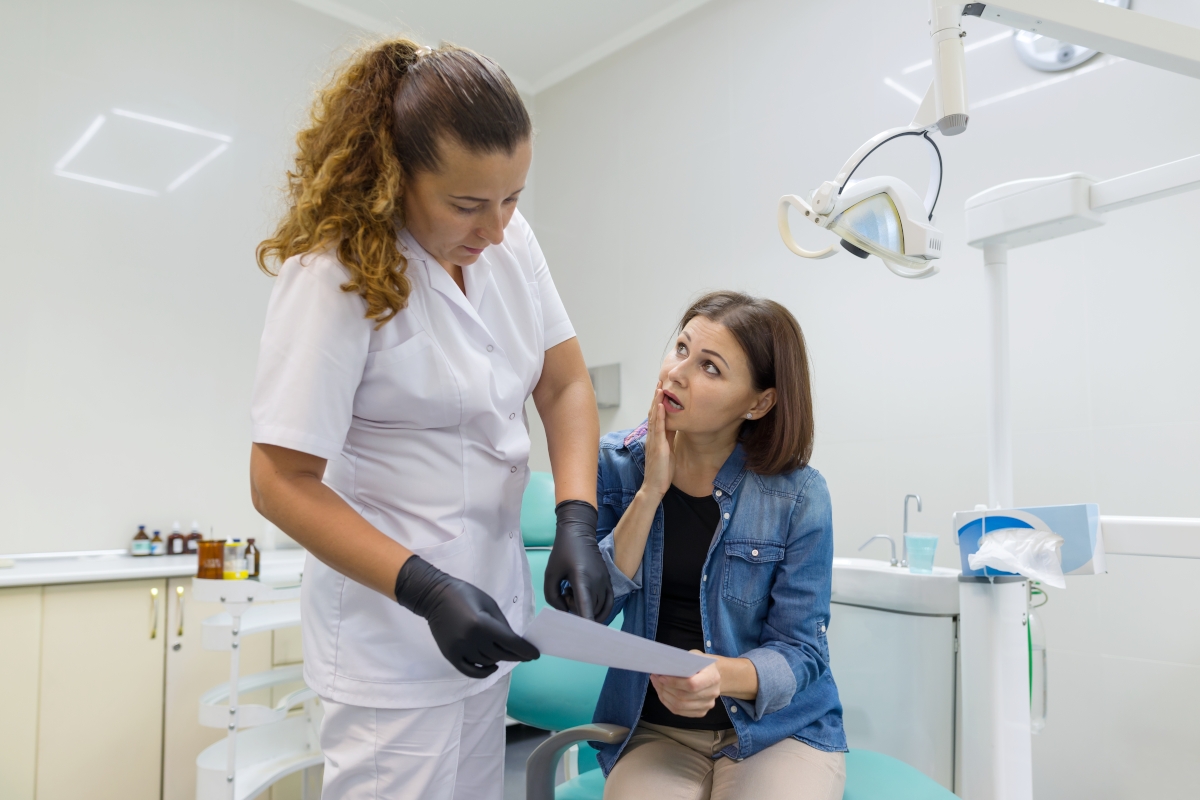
[587,363,620,409]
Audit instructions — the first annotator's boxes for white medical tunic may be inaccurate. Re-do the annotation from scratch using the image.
[251,210,574,709]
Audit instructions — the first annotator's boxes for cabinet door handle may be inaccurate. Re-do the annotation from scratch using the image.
[175,585,185,637]
[149,587,160,639]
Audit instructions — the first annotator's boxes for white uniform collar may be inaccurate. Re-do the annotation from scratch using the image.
[398,229,494,314]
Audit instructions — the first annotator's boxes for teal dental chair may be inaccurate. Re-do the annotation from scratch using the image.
[512,473,957,800]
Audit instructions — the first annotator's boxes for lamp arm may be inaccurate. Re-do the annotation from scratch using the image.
[820,123,944,221]
[969,0,1200,79]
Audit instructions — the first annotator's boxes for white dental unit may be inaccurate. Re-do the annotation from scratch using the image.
[778,3,1200,799]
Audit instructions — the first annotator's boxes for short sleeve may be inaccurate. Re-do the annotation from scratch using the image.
[524,218,576,350]
[250,252,370,460]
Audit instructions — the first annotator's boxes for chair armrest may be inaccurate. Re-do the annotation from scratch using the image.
[526,724,629,800]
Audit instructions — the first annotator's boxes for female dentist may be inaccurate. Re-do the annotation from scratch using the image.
[248,40,612,800]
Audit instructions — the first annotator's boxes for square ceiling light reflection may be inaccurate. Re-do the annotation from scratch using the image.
[54,109,231,197]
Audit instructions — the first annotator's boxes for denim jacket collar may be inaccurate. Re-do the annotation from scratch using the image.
[624,420,750,496]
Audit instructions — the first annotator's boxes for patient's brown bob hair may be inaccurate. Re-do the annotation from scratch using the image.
[679,291,814,476]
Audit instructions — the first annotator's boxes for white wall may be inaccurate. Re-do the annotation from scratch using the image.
[0,0,371,553]
[527,0,1200,796]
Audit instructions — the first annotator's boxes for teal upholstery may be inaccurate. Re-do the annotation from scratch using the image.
[843,750,958,799]
[521,471,558,547]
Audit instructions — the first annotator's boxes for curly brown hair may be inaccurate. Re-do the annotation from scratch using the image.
[257,38,531,326]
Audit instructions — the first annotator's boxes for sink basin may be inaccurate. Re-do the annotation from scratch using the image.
[831,557,960,615]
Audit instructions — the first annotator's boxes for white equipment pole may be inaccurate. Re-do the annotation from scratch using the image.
[983,242,1013,510]
[959,578,1033,800]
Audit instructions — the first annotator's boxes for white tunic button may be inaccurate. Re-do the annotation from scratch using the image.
[487,345,494,352]
[513,596,518,603]
[510,466,517,473]
[509,531,514,539]
[751,549,759,557]
[509,412,516,420]
[715,490,722,497]
[723,513,730,520]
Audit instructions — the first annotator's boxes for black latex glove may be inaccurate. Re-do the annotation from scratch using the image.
[544,500,614,622]
[394,555,540,678]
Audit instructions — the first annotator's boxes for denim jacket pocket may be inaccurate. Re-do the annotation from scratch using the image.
[721,539,785,606]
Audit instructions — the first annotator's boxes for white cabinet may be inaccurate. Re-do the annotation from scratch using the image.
[35,579,169,800]
[162,576,273,800]
[828,602,959,791]
[0,569,308,800]
[0,586,42,800]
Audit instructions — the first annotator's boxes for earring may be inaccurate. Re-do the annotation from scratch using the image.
[745,413,753,419]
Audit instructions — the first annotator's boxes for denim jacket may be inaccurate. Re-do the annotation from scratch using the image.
[591,425,846,774]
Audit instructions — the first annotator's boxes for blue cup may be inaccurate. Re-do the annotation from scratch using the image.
[905,534,938,574]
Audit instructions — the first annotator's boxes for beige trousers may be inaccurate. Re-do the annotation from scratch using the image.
[602,722,845,800]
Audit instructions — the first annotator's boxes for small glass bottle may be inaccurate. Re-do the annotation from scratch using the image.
[167,521,186,555]
[223,539,248,580]
[150,530,166,556]
[131,525,151,557]
[245,538,261,579]
[185,520,203,555]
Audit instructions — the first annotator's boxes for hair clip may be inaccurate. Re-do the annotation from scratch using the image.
[414,45,433,58]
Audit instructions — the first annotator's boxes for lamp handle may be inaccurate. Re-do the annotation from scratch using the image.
[883,258,940,280]
[777,195,838,259]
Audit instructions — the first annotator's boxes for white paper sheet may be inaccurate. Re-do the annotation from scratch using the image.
[523,607,715,677]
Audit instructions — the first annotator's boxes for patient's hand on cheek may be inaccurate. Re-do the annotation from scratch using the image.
[649,658,722,717]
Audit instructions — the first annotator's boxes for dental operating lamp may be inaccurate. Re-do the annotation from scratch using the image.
[778,0,1200,279]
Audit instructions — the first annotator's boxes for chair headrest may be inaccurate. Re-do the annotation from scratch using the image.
[520,471,557,547]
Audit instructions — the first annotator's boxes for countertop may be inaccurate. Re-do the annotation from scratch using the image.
[0,548,308,588]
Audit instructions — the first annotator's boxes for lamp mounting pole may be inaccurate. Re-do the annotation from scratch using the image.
[984,241,1013,510]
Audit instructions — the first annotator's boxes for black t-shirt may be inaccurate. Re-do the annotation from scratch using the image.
[640,484,733,730]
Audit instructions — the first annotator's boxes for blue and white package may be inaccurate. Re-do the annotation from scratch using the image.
[954,504,1105,579]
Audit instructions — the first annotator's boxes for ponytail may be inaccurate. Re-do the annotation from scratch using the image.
[257,38,530,327]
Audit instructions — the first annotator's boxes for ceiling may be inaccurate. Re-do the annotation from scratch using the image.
[290,0,715,95]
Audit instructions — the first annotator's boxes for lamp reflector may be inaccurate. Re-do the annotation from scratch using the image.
[831,192,905,261]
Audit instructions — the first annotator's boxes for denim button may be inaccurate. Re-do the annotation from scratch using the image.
[751,549,759,557]
[723,513,730,520]
[702,574,707,581]
[730,705,738,714]
[715,490,722,497]
[705,640,711,648]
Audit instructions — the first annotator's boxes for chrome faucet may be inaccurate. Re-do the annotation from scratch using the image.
[858,535,898,567]
[902,493,922,568]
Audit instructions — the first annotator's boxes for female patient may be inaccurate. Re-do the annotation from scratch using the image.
[592,291,846,799]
